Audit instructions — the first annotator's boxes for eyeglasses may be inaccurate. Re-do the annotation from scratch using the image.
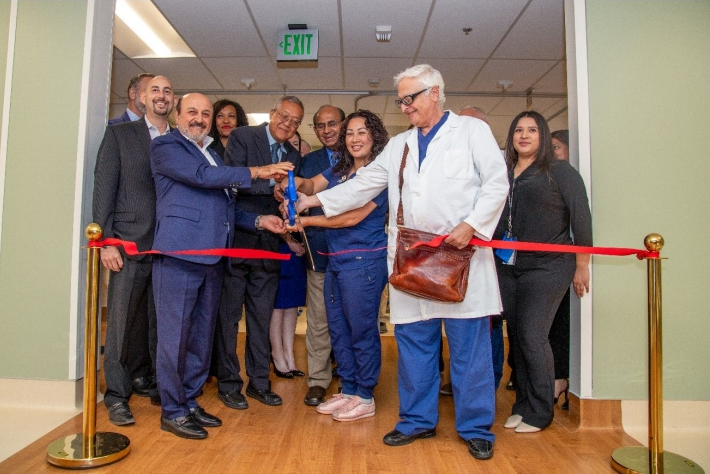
[394,87,431,107]
[314,120,341,131]
[272,109,302,128]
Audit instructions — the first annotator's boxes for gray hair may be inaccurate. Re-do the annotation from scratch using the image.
[393,64,445,108]
[459,106,488,124]
[273,95,304,114]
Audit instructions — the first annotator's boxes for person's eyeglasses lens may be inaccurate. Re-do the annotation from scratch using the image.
[315,121,339,131]
[394,88,430,108]
[276,110,301,128]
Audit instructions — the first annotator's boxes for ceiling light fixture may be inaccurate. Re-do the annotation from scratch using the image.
[241,78,256,90]
[498,79,513,91]
[115,0,170,56]
[368,78,380,88]
[462,27,472,36]
[376,26,392,43]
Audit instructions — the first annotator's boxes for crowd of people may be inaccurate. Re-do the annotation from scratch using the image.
[93,64,591,458]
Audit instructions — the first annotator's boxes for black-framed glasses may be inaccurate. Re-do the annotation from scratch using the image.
[394,87,431,107]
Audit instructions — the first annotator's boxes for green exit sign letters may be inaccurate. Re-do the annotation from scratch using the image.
[277,29,318,61]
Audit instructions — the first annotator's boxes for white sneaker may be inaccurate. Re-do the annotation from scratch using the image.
[316,393,352,415]
[332,397,375,422]
[515,421,541,433]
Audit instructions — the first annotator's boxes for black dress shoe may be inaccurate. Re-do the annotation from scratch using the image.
[160,416,207,440]
[246,385,282,406]
[107,402,135,426]
[466,438,494,460]
[150,393,161,407]
[439,383,453,396]
[273,368,294,379]
[383,428,436,446]
[290,369,305,377]
[189,406,222,427]
[304,386,326,406]
[218,390,248,410]
[132,376,154,397]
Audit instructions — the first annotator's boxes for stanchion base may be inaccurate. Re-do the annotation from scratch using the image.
[47,432,130,469]
[612,447,704,474]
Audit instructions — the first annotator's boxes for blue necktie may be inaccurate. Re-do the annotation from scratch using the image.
[271,143,280,164]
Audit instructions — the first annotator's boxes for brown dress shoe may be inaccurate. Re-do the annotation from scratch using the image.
[304,386,326,406]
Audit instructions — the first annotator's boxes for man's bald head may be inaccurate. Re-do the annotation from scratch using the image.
[459,106,488,124]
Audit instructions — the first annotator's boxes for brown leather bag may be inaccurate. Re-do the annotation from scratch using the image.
[388,144,475,303]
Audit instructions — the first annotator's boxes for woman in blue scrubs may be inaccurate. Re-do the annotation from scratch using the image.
[287,110,389,422]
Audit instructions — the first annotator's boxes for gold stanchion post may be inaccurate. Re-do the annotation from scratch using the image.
[47,224,131,468]
[611,234,703,474]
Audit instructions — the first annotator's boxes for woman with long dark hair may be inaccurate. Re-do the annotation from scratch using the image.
[495,111,591,433]
[283,110,389,421]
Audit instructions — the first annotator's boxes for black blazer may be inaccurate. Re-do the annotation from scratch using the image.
[224,124,301,268]
[93,119,155,259]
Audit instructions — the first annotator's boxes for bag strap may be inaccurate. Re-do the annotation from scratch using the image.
[396,143,409,226]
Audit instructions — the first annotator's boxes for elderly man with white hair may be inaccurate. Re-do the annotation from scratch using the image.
[295,64,508,460]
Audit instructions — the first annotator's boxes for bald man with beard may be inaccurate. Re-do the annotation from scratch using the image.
[150,93,293,439]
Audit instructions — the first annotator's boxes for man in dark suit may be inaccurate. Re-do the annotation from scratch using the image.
[214,96,304,409]
[108,73,155,125]
[93,75,174,426]
[299,105,345,406]
[151,93,293,439]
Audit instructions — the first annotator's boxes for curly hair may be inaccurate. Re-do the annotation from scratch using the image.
[332,110,389,176]
[209,99,249,141]
[503,110,555,174]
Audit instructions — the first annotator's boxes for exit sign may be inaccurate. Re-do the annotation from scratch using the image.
[276,29,318,61]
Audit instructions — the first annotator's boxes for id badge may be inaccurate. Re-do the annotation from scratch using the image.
[495,231,517,265]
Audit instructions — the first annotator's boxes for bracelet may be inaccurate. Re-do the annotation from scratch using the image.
[253,166,260,180]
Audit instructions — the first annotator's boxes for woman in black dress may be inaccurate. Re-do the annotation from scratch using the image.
[208,99,248,158]
[495,112,591,433]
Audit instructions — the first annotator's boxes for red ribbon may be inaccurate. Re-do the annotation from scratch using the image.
[88,237,290,260]
[410,235,658,260]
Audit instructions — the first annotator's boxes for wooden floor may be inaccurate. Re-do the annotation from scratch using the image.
[0,334,640,474]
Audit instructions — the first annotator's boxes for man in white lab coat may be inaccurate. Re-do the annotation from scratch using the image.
[295,64,508,460]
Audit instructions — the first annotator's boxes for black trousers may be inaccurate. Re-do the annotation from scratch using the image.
[496,256,574,429]
[103,257,157,406]
[213,260,279,393]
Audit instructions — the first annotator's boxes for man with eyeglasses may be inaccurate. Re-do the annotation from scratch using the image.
[296,105,345,407]
[213,96,304,410]
[295,65,508,461]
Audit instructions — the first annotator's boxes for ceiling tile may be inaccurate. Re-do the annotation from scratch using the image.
[132,58,222,91]
[493,0,565,60]
[153,0,264,57]
[419,0,529,58]
[471,59,559,92]
[110,58,146,98]
[417,57,487,91]
[202,57,281,90]
[531,60,566,93]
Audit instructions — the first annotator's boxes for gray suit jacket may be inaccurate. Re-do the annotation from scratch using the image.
[224,124,301,269]
[93,118,156,260]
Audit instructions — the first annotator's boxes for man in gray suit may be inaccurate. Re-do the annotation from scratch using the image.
[93,75,174,425]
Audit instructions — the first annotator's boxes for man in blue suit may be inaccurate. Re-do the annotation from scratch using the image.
[151,93,293,439]
[299,105,345,406]
[108,73,155,125]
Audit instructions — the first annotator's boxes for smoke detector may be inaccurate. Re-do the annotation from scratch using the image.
[376,26,392,42]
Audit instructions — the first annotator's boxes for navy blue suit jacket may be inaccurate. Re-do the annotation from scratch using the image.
[108,110,132,126]
[298,147,332,272]
[151,129,255,265]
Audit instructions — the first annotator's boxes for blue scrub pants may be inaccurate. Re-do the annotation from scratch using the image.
[324,259,388,399]
[395,317,495,442]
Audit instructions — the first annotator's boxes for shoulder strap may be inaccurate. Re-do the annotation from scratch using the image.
[396,144,409,226]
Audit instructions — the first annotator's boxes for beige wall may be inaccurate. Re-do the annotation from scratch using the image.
[586,1,710,400]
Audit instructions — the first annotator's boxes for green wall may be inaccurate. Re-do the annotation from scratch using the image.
[587,1,710,400]
[0,1,88,379]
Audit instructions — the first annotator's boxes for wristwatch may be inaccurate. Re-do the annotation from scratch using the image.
[255,215,264,231]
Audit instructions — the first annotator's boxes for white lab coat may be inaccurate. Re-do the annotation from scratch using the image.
[317,112,509,324]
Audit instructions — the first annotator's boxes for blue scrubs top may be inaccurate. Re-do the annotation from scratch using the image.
[322,166,388,271]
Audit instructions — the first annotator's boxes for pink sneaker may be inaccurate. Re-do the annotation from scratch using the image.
[316,394,352,415]
[332,397,375,422]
